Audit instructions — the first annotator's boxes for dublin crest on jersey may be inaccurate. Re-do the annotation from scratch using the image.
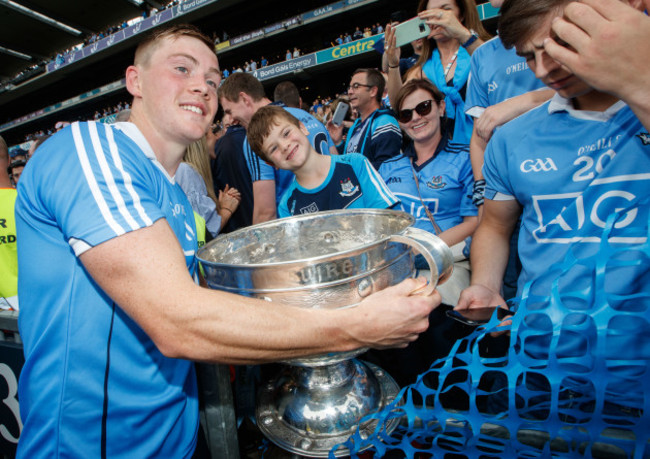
[426,176,446,189]
[339,178,359,197]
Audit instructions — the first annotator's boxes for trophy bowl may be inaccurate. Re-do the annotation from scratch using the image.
[197,209,453,456]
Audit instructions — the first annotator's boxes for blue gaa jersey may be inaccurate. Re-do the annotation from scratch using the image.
[244,105,335,206]
[16,122,199,458]
[278,153,398,218]
[484,97,650,407]
[465,36,547,119]
[379,138,476,234]
[484,96,650,297]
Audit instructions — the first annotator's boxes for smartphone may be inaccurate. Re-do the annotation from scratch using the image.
[331,102,349,126]
[393,17,431,48]
[446,306,512,327]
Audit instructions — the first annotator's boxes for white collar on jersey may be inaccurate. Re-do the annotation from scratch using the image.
[112,121,175,183]
[548,93,627,122]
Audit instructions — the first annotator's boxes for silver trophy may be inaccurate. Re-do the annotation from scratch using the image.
[198,209,453,457]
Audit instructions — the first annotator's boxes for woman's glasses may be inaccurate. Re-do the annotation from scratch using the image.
[398,99,434,123]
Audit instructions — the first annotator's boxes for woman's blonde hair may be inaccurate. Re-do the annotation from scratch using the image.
[183,137,218,205]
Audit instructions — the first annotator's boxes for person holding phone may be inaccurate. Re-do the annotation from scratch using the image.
[384,0,491,145]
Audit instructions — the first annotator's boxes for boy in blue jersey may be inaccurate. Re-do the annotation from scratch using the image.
[15,24,441,458]
[247,105,399,218]
[218,72,338,224]
[457,0,650,420]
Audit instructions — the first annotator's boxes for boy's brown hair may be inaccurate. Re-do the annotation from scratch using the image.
[247,105,301,163]
[499,0,568,50]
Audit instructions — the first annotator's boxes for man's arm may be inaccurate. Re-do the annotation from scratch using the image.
[80,219,440,365]
[456,198,521,309]
[252,180,276,224]
[544,0,650,130]
[473,90,555,142]
[369,116,402,168]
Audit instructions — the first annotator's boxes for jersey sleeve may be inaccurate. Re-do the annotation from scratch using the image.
[352,154,399,209]
[19,122,166,255]
[483,130,516,200]
[464,46,489,119]
[243,136,275,182]
[369,114,402,168]
[458,152,478,217]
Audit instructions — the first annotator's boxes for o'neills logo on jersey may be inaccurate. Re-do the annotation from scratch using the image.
[520,158,558,173]
[339,178,359,197]
[637,132,650,146]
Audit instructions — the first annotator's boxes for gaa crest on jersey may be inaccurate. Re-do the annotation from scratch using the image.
[637,132,650,146]
[426,176,446,189]
[339,178,359,197]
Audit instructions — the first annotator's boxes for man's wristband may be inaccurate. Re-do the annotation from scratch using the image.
[222,207,233,214]
[462,30,479,48]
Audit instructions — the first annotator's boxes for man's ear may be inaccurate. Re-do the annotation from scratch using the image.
[369,86,379,101]
[240,92,254,107]
[125,65,142,97]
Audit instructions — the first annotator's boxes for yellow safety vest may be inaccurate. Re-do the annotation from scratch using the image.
[0,188,18,300]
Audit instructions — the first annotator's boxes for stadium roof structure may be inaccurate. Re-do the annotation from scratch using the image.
[0,0,161,82]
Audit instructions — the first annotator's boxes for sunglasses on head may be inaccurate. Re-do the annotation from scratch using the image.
[398,99,434,123]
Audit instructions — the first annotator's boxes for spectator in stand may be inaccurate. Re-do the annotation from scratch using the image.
[250,60,257,71]
[353,26,363,40]
[8,160,26,187]
[176,137,241,238]
[212,114,254,233]
[293,47,300,58]
[463,0,554,299]
[246,105,398,219]
[363,27,372,38]
[372,23,378,35]
[343,32,352,43]
[0,135,18,311]
[327,68,402,169]
[336,35,344,46]
[223,68,230,78]
[285,49,292,61]
[377,22,384,34]
[260,56,268,67]
[218,72,338,223]
[273,81,303,109]
[384,0,491,145]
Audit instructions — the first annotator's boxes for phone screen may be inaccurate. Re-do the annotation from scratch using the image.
[446,306,512,326]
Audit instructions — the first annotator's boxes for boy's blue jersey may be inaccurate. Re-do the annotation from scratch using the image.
[278,153,398,218]
[15,121,199,458]
[379,139,476,234]
[465,36,547,118]
[244,105,335,205]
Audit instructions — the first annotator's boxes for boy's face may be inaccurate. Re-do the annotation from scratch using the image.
[261,120,311,170]
[516,9,592,101]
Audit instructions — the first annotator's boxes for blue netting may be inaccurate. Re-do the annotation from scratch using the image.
[333,196,650,458]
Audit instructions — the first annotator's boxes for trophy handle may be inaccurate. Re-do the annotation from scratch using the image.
[388,227,454,297]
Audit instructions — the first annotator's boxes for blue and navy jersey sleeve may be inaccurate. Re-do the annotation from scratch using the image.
[348,154,399,209]
[285,107,336,155]
[19,122,166,254]
[368,113,402,168]
[243,135,275,182]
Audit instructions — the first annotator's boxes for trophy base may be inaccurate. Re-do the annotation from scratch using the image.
[256,360,400,457]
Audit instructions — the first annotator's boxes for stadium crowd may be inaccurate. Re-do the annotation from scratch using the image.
[2,0,650,457]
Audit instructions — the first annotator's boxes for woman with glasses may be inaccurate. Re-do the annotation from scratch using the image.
[379,79,477,307]
[384,0,490,145]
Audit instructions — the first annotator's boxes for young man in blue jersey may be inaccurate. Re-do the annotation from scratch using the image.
[456,0,650,420]
[247,105,398,218]
[15,24,441,458]
[218,72,338,224]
